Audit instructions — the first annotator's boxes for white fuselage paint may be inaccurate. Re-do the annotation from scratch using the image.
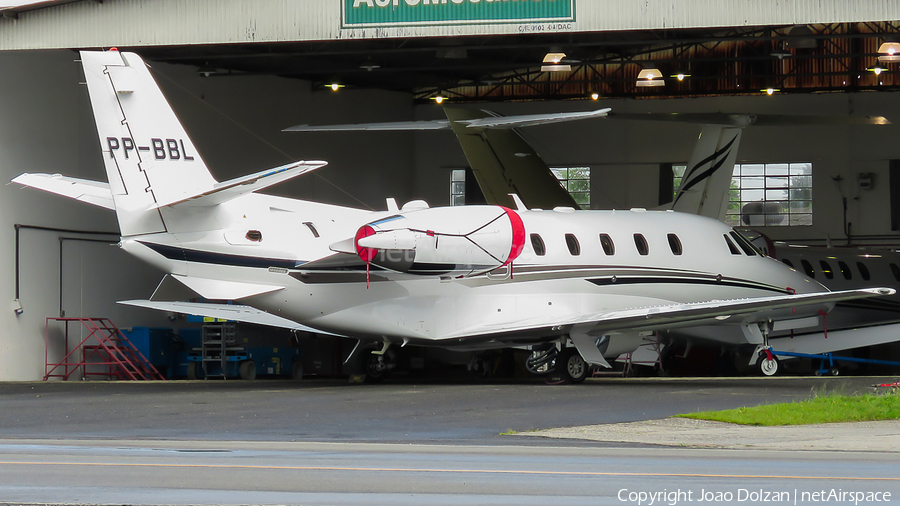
[122,199,827,354]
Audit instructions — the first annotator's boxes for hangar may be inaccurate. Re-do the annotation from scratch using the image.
[1,0,900,381]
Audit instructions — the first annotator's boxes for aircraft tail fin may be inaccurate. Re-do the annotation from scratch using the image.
[671,125,742,220]
[443,107,579,210]
[80,50,218,236]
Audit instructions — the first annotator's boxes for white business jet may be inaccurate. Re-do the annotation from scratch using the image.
[12,50,893,383]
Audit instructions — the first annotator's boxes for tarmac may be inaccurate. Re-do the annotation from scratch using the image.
[521,417,900,452]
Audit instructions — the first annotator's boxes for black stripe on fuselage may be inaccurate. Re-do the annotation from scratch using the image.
[138,241,301,269]
[587,275,791,294]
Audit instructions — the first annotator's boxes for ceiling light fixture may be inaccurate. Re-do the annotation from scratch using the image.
[360,61,381,72]
[868,63,885,75]
[541,51,571,72]
[328,83,345,91]
[432,95,445,104]
[763,87,780,95]
[636,65,665,87]
[670,72,691,81]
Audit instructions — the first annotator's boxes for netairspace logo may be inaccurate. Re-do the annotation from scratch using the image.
[617,488,892,505]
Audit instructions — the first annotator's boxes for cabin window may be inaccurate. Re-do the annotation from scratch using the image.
[857,262,871,281]
[729,231,758,256]
[819,260,834,280]
[599,234,615,255]
[551,167,590,207]
[633,234,649,256]
[245,230,262,242]
[838,261,852,280]
[667,234,683,255]
[725,162,813,227]
[723,235,741,255]
[891,263,900,282]
[531,234,546,256]
[565,234,581,256]
[303,222,320,238]
[800,259,815,278]
[781,258,794,268]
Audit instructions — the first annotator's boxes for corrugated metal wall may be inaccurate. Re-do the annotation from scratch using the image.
[1,0,899,50]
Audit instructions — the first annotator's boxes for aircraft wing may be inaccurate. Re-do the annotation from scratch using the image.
[441,287,895,342]
[119,299,342,336]
[11,173,115,210]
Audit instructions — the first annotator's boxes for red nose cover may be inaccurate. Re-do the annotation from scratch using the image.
[501,207,526,266]
[355,225,378,262]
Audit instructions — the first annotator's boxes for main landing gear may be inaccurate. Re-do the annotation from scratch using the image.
[526,344,588,384]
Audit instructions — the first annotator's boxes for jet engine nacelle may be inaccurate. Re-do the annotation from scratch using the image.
[355,205,525,277]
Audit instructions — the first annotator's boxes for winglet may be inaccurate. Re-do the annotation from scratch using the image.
[509,193,527,211]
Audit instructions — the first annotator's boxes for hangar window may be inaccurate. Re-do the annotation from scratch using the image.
[634,234,649,256]
[857,262,871,281]
[838,261,852,280]
[552,167,590,207]
[800,259,815,278]
[565,234,581,256]
[725,162,813,227]
[667,234,682,255]
[599,234,615,255]
[531,234,546,256]
[450,169,466,206]
[819,260,834,279]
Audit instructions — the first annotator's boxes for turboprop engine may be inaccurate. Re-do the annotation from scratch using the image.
[354,205,525,277]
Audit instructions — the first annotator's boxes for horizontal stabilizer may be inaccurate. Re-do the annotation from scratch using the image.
[285,119,451,132]
[458,108,611,129]
[283,108,610,132]
[608,112,890,127]
[171,274,283,300]
[11,173,115,210]
[151,160,327,209]
[120,299,339,335]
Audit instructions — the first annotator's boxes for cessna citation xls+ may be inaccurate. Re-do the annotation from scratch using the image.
[12,50,893,382]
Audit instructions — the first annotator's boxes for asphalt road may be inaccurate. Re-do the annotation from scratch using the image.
[0,376,882,442]
[0,376,896,505]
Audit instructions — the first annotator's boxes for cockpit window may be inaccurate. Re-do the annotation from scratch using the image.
[633,234,649,256]
[800,259,815,278]
[781,258,794,268]
[819,260,834,279]
[667,234,683,255]
[723,234,741,255]
[565,234,581,256]
[599,234,615,255]
[729,231,758,256]
[531,234,546,256]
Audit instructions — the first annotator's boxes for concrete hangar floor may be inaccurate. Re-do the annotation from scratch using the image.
[0,376,898,505]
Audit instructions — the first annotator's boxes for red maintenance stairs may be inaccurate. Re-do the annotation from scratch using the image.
[44,317,165,381]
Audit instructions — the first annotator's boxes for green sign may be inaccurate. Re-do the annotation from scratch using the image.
[343,0,575,27]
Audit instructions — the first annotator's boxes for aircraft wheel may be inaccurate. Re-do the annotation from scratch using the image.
[828,366,840,376]
[756,354,779,377]
[557,349,588,384]
[291,361,304,381]
[366,355,388,383]
[187,362,200,380]
[240,360,257,381]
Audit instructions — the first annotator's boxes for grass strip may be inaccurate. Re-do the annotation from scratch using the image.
[675,393,900,426]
